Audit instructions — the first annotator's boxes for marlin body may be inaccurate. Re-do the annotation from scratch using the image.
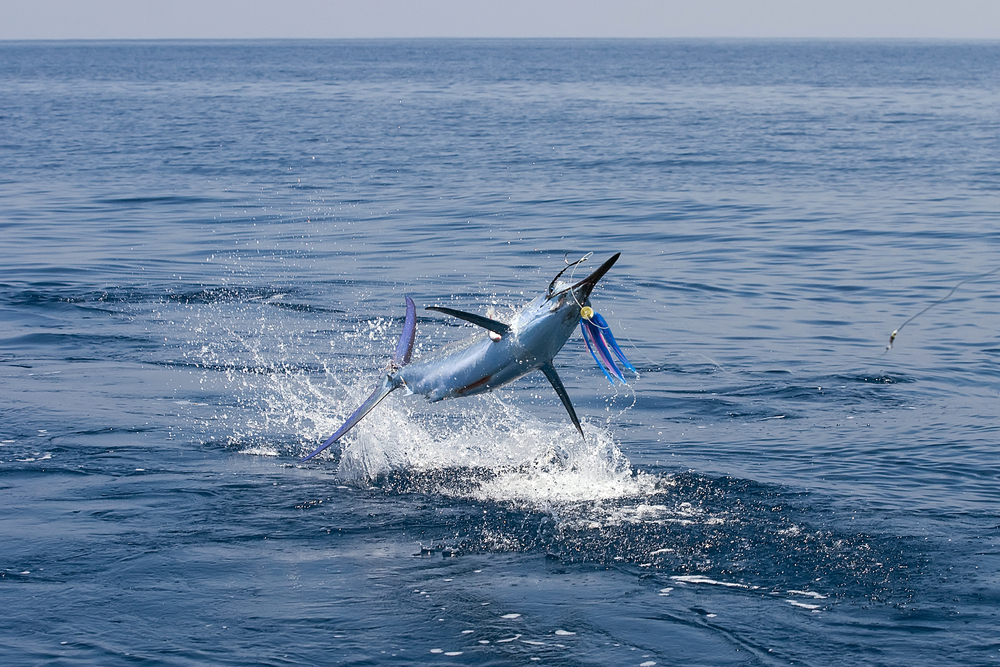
[300,253,635,462]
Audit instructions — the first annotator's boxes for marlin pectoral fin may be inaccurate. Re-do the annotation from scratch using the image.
[425,306,511,337]
[540,362,584,441]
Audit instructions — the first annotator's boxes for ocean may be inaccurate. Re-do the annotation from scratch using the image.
[1,39,998,666]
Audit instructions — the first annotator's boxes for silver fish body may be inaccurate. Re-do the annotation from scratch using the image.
[299,253,629,463]
[396,289,584,401]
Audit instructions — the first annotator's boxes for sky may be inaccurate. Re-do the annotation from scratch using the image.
[2,0,999,40]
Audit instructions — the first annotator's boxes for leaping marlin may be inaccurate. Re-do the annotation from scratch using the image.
[300,253,636,462]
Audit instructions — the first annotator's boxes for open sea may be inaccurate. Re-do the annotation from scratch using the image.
[1,39,999,666]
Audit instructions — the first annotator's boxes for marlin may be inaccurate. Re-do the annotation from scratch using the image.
[300,253,636,462]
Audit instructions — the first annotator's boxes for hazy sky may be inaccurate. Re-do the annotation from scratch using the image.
[2,0,999,40]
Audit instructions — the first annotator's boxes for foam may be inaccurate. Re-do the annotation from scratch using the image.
[256,367,663,507]
[16,453,52,463]
[203,311,665,510]
[788,590,826,599]
[238,445,280,457]
[787,600,821,610]
[670,575,759,590]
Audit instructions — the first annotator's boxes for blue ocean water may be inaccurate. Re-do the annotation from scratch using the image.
[1,39,999,665]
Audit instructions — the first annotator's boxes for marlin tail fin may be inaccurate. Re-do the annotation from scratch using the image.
[299,297,417,463]
[393,296,417,365]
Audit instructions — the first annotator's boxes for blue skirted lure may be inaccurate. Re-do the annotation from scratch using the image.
[579,306,637,384]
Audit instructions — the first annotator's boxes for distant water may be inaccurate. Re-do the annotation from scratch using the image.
[2,39,999,666]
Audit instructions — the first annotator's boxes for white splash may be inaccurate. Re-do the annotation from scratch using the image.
[189,303,661,509]
[304,382,659,507]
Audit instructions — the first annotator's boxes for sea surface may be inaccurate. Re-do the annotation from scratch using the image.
[1,39,999,666]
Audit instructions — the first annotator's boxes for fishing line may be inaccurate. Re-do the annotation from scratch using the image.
[605,321,656,371]
[566,251,594,309]
[605,382,638,430]
[547,251,592,299]
[885,264,1000,353]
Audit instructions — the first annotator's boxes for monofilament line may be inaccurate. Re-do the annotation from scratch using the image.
[885,265,1000,353]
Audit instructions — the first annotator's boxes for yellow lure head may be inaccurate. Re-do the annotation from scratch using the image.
[580,306,594,320]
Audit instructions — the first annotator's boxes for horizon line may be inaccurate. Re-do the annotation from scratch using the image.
[4,35,1000,43]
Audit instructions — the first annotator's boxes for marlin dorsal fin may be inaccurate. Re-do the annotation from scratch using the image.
[426,306,511,337]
